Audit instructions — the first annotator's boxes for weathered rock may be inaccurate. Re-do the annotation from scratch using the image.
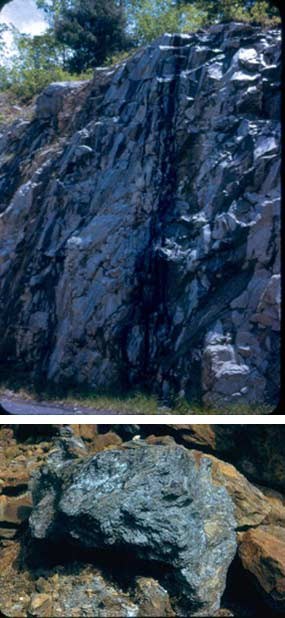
[45,570,140,617]
[30,443,237,615]
[238,525,285,612]
[0,540,21,575]
[165,425,285,492]
[0,23,281,409]
[36,81,88,121]
[0,558,141,618]
[28,593,53,618]
[0,425,56,539]
[1,423,284,616]
[204,454,285,529]
[0,492,32,525]
[134,577,175,617]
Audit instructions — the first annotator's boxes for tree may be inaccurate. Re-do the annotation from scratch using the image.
[1,27,82,101]
[13,29,65,70]
[128,0,207,44]
[53,0,130,73]
[36,0,73,27]
[187,0,280,23]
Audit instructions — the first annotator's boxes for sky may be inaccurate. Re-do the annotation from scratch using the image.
[1,0,47,56]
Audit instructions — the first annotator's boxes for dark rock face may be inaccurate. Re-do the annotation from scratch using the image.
[30,443,237,615]
[0,23,281,408]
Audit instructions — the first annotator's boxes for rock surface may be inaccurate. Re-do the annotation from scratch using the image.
[0,424,285,616]
[30,443,237,615]
[239,525,285,611]
[0,22,281,409]
[164,424,285,492]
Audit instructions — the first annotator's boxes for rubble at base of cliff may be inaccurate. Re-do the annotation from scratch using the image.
[0,424,284,617]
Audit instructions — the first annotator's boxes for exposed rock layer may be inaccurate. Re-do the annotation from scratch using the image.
[0,22,281,408]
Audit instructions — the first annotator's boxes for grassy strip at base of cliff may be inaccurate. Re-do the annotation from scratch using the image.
[0,377,273,415]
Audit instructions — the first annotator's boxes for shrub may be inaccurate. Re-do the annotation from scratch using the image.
[7,66,92,103]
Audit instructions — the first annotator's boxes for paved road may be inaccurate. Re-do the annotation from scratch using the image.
[0,398,119,415]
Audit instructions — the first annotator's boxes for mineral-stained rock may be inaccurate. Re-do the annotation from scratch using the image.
[46,569,140,618]
[0,559,141,618]
[0,426,56,539]
[203,454,285,529]
[165,425,285,492]
[0,492,32,525]
[1,424,285,616]
[30,443,237,615]
[0,22,281,408]
[238,525,285,612]
[28,593,53,618]
[134,577,175,616]
[0,540,21,575]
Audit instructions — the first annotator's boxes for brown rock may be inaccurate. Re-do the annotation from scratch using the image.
[0,540,20,575]
[28,593,53,617]
[135,577,175,616]
[206,454,272,528]
[168,425,285,493]
[0,492,32,525]
[71,424,98,441]
[0,527,18,539]
[257,485,285,527]
[145,435,176,446]
[169,424,216,449]
[238,525,285,611]
[0,462,29,492]
[89,431,123,452]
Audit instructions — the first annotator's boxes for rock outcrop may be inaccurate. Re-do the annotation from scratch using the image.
[0,24,281,410]
[1,424,285,616]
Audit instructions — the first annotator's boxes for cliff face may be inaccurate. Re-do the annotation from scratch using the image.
[1,424,285,616]
[0,22,281,408]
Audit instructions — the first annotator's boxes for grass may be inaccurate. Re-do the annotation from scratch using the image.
[0,374,274,415]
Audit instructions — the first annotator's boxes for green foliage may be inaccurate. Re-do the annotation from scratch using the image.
[105,48,138,67]
[54,0,130,73]
[12,30,65,70]
[129,0,207,44]
[0,28,91,102]
[8,66,90,102]
[36,0,73,26]
[248,0,280,24]
[0,22,8,53]
[126,0,280,45]
[193,0,280,24]
[0,0,281,105]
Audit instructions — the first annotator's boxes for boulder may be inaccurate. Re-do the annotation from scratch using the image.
[36,81,87,120]
[239,525,285,612]
[30,443,237,615]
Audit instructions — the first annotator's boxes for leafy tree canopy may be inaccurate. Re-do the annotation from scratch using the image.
[36,0,130,73]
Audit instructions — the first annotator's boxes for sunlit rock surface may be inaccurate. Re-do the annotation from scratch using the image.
[0,23,281,408]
